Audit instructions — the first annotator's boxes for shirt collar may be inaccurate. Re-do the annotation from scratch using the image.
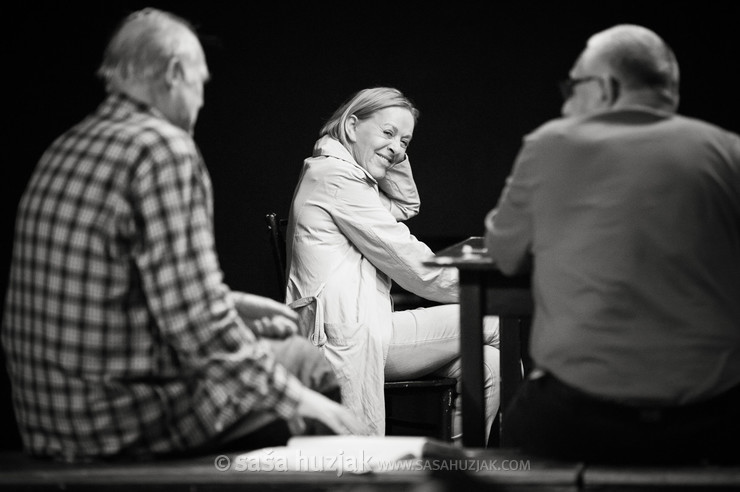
[98,91,167,122]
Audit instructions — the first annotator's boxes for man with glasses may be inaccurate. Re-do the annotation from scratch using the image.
[484,24,740,464]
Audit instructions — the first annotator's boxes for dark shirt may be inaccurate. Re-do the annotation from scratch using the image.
[486,106,740,405]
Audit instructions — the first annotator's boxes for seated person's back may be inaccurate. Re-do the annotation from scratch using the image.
[485,23,740,464]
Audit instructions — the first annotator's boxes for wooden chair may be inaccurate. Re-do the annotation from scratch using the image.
[265,212,457,441]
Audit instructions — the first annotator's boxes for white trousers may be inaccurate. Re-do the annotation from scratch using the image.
[384,304,500,443]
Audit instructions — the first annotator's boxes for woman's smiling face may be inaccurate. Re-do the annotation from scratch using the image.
[346,106,415,180]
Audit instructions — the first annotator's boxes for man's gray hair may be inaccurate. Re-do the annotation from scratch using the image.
[97,8,199,90]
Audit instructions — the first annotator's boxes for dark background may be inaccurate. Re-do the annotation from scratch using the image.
[2,1,739,448]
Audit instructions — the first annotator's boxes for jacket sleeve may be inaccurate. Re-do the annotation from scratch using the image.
[329,167,458,303]
[377,155,421,221]
[484,137,535,275]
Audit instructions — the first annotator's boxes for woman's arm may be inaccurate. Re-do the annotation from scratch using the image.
[377,155,421,221]
[331,170,458,303]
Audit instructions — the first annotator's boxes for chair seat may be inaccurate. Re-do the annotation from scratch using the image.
[384,377,457,441]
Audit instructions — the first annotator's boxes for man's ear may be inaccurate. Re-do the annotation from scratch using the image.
[603,76,620,105]
[609,77,621,104]
[163,56,185,90]
[344,115,358,143]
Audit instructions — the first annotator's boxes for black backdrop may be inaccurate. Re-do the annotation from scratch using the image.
[2,0,739,448]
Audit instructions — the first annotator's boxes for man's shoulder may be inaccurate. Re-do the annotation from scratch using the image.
[527,109,737,141]
[670,114,740,142]
[521,116,575,144]
[136,118,196,155]
[92,94,197,154]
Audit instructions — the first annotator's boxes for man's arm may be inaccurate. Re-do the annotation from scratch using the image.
[132,142,305,425]
[484,143,536,275]
[231,291,298,339]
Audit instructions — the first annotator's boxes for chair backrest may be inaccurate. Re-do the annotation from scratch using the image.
[265,212,289,300]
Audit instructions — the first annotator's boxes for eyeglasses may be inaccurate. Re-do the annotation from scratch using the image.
[558,76,601,100]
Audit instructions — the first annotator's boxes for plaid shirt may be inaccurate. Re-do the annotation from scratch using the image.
[2,93,303,462]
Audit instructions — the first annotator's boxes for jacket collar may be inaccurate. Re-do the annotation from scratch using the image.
[312,135,377,184]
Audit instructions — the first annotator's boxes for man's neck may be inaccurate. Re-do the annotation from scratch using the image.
[614,89,678,113]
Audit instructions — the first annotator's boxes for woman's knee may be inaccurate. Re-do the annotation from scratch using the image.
[392,304,460,336]
[483,316,500,348]
[482,345,500,385]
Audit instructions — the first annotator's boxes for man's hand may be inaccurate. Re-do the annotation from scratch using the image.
[232,291,299,339]
[294,387,366,436]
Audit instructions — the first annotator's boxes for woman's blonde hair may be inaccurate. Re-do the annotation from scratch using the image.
[320,87,419,147]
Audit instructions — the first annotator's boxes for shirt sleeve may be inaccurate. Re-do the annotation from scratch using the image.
[131,136,303,424]
[377,154,421,221]
[329,166,458,303]
[484,137,535,275]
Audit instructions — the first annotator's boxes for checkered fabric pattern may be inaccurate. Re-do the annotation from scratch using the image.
[2,93,303,462]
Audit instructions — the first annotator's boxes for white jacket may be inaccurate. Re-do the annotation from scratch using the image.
[285,136,459,434]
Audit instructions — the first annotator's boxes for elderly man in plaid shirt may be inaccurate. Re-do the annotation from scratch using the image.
[2,8,362,463]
